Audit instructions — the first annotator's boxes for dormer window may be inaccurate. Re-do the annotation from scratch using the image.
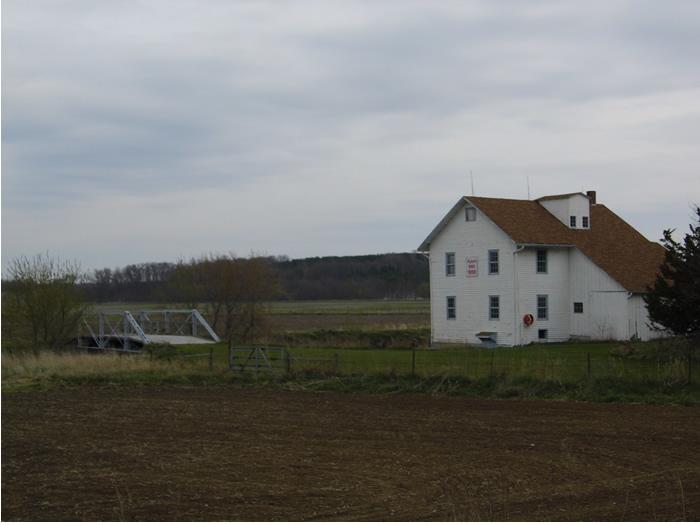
[570,216,577,228]
[582,216,589,228]
[465,206,476,222]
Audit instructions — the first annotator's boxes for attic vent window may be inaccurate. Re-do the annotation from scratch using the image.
[465,206,476,222]
[582,216,589,228]
[570,216,577,227]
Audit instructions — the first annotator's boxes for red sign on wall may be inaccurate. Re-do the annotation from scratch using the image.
[466,257,478,277]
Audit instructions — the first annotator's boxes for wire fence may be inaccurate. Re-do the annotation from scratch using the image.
[227,346,698,384]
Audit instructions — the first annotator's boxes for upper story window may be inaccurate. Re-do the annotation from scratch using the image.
[536,249,548,274]
[488,249,499,274]
[537,295,548,320]
[446,296,456,320]
[570,215,577,227]
[489,295,500,320]
[574,302,584,313]
[465,206,477,221]
[582,216,589,228]
[445,252,456,276]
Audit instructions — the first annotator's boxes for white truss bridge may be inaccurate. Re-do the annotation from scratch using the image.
[80,309,220,352]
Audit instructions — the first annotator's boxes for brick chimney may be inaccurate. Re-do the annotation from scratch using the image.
[586,190,597,205]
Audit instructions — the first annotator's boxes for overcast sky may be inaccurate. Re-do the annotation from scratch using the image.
[3,0,699,272]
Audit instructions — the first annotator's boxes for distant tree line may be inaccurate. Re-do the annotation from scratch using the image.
[80,252,429,303]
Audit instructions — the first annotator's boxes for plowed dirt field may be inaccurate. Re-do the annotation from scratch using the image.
[3,387,699,521]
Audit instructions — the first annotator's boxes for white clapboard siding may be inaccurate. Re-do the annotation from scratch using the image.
[429,204,515,345]
[514,247,571,344]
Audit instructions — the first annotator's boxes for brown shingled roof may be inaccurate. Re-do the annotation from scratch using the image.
[421,196,665,293]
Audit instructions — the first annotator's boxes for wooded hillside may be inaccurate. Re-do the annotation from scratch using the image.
[79,253,429,302]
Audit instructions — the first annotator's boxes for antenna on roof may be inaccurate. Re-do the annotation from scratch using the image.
[470,170,474,195]
[526,176,531,200]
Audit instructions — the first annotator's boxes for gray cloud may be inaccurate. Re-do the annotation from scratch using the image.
[3,0,700,270]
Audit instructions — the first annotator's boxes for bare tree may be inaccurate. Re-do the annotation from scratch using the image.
[168,254,279,342]
[2,253,87,353]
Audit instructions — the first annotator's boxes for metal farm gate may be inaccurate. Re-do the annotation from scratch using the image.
[228,347,290,374]
[228,346,339,375]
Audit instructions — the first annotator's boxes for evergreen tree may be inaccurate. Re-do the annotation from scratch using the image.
[644,206,700,336]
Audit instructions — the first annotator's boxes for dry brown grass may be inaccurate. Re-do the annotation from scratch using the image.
[1,351,202,386]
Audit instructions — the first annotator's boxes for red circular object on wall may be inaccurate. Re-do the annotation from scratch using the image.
[523,314,534,326]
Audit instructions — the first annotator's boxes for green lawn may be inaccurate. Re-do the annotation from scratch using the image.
[160,341,695,384]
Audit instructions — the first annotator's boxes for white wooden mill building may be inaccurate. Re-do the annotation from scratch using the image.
[417,191,666,346]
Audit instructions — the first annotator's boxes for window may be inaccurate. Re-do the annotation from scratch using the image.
[574,302,583,313]
[489,295,500,320]
[465,206,476,221]
[446,296,456,320]
[582,216,589,228]
[570,216,577,227]
[488,249,499,274]
[536,249,548,273]
[537,295,548,320]
[445,252,456,276]
[538,329,548,340]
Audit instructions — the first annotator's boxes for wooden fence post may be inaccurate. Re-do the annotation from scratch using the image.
[689,349,693,385]
[209,348,214,372]
[333,353,339,375]
[490,350,495,376]
[411,349,416,377]
[285,349,291,374]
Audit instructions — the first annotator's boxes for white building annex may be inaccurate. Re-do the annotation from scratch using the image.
[417,191,667,346]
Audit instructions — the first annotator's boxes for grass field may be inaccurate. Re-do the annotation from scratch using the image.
[4,341,698,404]
[157,339,695,383]
[91,299,430,315]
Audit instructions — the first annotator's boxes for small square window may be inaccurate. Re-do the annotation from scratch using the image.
[536,249,547,273]
[489,295,500,320]
[574,302,584,313]
[446,296,456,320]
[570,216,577,227]
[465,207,476,221]
[488,249,499,274]
[582,216,589,228]
[538,329,548,340]
[445,252,456,276]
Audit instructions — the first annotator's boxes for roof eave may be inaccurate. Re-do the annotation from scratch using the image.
[514,242,576,248]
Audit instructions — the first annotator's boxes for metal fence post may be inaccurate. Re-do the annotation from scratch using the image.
[209,348,213,372]
[411,349,416,377]
[333,353,339,375]
[490,350,495,376]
